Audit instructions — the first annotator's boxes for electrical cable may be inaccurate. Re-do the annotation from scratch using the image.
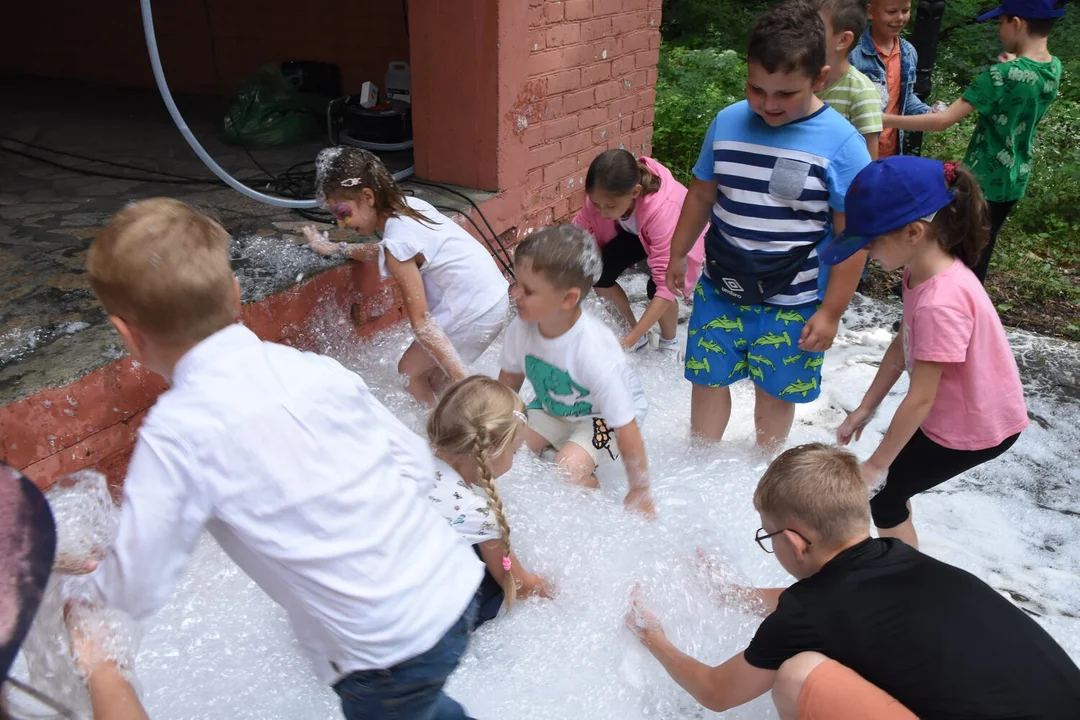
[0,145,223,185]
[140,0,318,208]
[0,136,221,182]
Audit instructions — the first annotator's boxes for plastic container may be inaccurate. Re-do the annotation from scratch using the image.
[385,62,411,105]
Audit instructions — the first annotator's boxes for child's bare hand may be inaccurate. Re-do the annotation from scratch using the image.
[798,308,839,352]
[625,586,664,643]
[837,405,874,445]
[624,487,656,518]
[520,573,556,600]
[302,225,338,256]
[665,256,687,298]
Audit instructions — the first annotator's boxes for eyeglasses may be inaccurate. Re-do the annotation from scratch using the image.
[754,527,813,554]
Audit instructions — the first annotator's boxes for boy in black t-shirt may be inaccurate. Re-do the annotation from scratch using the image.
[627,443,1080,719]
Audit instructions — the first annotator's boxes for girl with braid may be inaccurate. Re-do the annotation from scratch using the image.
[426,376,554,628]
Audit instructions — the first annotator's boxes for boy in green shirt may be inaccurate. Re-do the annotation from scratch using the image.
[816,0,884,159]
[884,0,1064,283]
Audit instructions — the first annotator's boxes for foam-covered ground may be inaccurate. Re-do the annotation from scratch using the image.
[109,276,1080,718]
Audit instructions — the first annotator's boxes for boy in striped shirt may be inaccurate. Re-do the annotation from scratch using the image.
[666,0,871,449]
[816,0,884,159]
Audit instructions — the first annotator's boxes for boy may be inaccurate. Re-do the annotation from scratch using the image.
[666,0,871,448]
[498,225,654,516]
[79,199,483,720]
[628,443,1080,719]
[850,0,932,158]
[883,0,1065,283]
[816,0,884,159]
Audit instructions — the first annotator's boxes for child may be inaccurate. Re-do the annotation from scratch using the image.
[815,0,884,159]
[305,147,510,406]
[427,375,554,628]
[821,156,1028,549]
[665,0,871,447]
[628,443,1080,719]
[849,0,933,158]
[571,149,707,352]
[882,0,1065,283]
[498,225,655,516]
[81,199,484,720]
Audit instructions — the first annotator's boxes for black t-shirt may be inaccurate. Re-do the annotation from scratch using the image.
[744,538,1080,720]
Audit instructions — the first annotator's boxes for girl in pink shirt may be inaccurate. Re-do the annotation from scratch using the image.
[573,150,706,352]
[820,156,1027,549]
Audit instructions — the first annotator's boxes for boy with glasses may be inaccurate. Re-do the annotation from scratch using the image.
[627,443,1080,719]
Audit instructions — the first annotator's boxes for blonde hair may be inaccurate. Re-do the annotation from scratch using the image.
[87,198,236,346]
[753,443,870,547]
[427,376,525,609]
[513,225,603,303]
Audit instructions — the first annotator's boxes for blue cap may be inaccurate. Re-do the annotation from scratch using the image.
[977,0,1066,21]
[819,156,954,266]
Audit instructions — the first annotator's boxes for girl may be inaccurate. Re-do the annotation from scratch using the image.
[304,147,510,405]
[572,149,706,352]
[821,156,1028,549]
[427,376,554,627]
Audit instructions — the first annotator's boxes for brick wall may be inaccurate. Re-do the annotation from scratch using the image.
[516,0,661,229]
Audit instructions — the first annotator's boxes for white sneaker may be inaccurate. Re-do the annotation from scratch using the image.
[628,334,649,352]
[658,337,680,354]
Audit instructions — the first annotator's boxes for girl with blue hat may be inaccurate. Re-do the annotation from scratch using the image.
[820,156,1028,549]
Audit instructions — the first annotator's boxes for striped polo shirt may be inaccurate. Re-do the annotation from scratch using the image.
[819,65,885,137]
[693,101,871,306]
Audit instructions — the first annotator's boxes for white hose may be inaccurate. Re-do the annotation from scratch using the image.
[139,0,318,208]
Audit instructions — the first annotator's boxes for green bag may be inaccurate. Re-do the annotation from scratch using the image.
[222,64,323,147]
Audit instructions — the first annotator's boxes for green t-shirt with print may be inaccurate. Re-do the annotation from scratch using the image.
[961,56,1062,202]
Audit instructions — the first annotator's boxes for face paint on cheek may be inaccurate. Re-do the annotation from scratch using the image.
[330,204,353,226]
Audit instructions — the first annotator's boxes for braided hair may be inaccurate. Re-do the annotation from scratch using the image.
[427,376,526,609]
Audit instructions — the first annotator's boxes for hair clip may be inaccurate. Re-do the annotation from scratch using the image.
[502,556,513,572]
[942,161,960,185]
[340,178,364,187]
[512,410,527,423]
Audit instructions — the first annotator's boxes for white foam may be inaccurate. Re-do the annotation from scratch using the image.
[26,276,1080,719]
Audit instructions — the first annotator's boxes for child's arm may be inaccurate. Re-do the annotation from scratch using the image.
[615,420,655,517]
[498,370,525,392]
[863,358,944,482]
[863,132,880,161]
[477,540,553,599]
[627,598,775,711]
[666,179,714,296]
[385,253,469,381]
[837,330,905,445]
[800,212,866,353]
[302,226,381,263]
[884,99,974,132]
[621,298,675,349]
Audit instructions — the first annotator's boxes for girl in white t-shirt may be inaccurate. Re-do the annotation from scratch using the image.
[305,148,510,406]
[427,376,554,627]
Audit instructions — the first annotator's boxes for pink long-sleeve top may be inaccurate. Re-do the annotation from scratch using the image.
[572,156,706,302]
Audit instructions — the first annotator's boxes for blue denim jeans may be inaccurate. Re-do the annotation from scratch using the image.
[333,599,478,720]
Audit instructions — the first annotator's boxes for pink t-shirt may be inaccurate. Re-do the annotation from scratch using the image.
[902,259,1028,451]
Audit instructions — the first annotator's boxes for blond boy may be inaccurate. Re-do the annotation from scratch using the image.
[82,199,484,719]
[629,443,1080,719]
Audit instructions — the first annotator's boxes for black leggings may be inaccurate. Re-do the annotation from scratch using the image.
[594,230,656,300]
[970,199,1017,284]
[870,428,1021,529]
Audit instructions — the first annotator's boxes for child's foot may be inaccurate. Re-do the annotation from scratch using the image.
[658,336,679,354]
[627,334,649,352]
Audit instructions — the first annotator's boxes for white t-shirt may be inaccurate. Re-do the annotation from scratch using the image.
[428,458,500,545]
[500,310,648,429]
[618,212,639,236]
[378,197,509,332]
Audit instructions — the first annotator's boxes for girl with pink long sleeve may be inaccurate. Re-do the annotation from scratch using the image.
[572,150,706,352]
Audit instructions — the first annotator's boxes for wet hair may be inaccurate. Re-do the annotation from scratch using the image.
[930,162,990,267]
[315,147,434,227]
[815,0,868,52]
[88,199,237,346]
[514,225,603,303]
[584,149,661,197]
[754,443,870,547]
[428,376,526,609]
[1004,13,1061,38]
[747,0,828,78]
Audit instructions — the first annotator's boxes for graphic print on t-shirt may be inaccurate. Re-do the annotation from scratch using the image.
[525,355,594,417]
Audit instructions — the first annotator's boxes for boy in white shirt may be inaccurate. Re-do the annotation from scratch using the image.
[498,225,655,516]
[79,198,483,720]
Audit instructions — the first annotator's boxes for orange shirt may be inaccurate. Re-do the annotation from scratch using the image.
[876,38,902,157]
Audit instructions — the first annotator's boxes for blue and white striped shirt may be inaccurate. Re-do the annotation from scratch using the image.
[693,101,870,306]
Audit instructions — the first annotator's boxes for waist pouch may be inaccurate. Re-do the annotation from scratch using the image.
[704,225,819,304]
